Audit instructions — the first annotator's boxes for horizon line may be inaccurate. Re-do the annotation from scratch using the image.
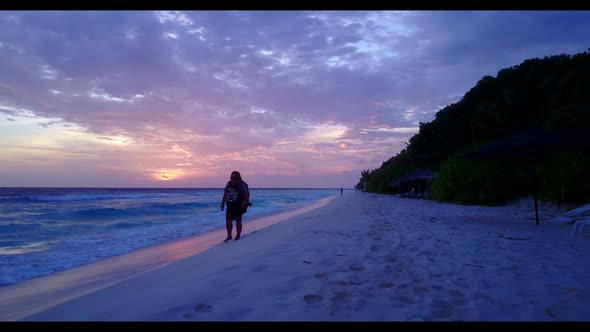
[0,186,355,190]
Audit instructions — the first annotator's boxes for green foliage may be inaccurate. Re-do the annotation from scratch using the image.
[359,51,590,205]
[430,156,524,206]
[359,155,416,194]
[538,151,590,203]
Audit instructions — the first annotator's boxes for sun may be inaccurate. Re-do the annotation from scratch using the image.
[152,170,179,181]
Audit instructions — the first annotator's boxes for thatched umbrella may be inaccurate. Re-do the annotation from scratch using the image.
[463,128,590,225]
[390,169,437,193]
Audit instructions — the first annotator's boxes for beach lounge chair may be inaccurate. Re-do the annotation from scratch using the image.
[572,216,590,237]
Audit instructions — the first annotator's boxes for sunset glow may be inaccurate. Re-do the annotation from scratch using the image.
[153,170,180,181]
[1,11,588,187]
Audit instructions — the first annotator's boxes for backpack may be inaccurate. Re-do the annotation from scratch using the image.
[226,180,253,213]
[242,201,253,214]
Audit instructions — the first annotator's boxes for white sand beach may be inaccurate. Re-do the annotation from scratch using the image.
[3,192,590,321]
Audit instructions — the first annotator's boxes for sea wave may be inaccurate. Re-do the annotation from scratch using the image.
[28,192,194,202]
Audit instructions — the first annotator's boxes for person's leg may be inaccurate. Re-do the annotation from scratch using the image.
[235,213,243,240]
[224,211,233,242]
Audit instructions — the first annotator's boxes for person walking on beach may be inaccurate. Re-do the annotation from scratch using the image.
[341,187,343,195]
[221,171,250,242]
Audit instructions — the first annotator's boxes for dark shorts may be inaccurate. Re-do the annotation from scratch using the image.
[226,204,243,220]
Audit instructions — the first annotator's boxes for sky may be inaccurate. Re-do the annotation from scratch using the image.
[1,11,589,188]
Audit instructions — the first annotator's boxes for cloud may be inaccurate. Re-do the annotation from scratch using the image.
[1,10,589,187]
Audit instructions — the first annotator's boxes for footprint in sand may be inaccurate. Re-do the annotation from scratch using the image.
[392,295,415,304]
[414,286,430,295]
[431,285,444,291]
[432,300,453,315]
[348,280,365,286]
[559,287,578,303]
[370,245,383,252]
[315,273,328,279]
[349,264,365,272]
[451,298,468,306]
[432,308,453,319]
[251,265,267,272]
[378,281,394,288]
[545,307,559,318]
[473,292,495,303]
[304,294,323,304]
[384,255,397,262]
[331,291,352,303]
[194,304,214,313]
[331,280,349,286]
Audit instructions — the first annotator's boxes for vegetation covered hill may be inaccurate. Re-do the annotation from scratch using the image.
[358,51,590,205]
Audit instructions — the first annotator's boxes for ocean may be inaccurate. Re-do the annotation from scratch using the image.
[0,187,341,286]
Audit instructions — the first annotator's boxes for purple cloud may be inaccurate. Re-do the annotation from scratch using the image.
[1,10,589,187]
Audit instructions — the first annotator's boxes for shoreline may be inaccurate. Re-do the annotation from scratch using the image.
[0,196,337,321]
[4,192,590,321]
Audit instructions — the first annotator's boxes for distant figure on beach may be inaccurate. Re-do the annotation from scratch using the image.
[221,171,250,242]
[341,187,343,195]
